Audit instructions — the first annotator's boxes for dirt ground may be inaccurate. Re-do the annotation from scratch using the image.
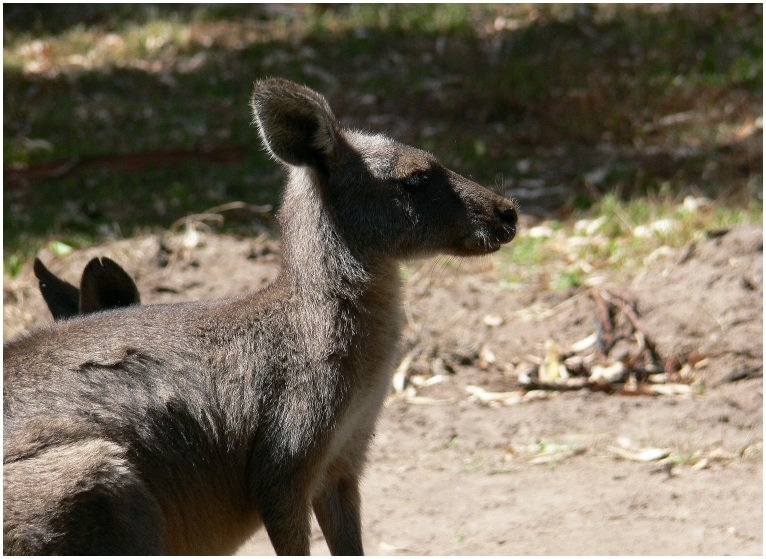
[3,223,762,555]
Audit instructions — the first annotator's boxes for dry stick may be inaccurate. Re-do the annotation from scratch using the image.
[599,288,662,363]
[170,201,275,232]
[588,288,667,386]
[161,202,278,277]
[717,366,763,386]
[588,288,616,357]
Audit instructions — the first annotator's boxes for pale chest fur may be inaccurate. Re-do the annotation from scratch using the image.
[314,287,403,487]
[323,344,398,474]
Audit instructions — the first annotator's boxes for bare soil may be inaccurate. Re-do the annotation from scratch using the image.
[4,224,762,555]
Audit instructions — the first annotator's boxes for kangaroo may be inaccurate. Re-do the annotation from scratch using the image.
[33,256,141,320]
[3,78,518,555]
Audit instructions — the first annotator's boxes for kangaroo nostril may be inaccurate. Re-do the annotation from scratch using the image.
[496,204,518,227]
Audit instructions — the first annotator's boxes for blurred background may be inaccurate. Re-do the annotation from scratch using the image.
[3,4,762,274]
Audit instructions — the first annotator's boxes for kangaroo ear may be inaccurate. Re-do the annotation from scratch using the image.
[33,258,80,320]
[80,257,141,314]
[250,78,340,169]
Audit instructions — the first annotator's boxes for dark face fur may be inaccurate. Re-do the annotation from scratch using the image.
[322,131,518,262]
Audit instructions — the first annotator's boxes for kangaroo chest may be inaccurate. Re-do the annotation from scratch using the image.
[325,348,395,467]
[312,298,403,480]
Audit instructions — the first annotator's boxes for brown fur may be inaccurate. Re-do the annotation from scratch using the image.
[3,78,518,555]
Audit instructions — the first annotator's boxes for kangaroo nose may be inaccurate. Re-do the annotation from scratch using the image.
[496,203,518,228]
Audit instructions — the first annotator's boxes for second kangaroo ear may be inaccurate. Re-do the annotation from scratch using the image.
[250,78,340,169]
[80,257,141,314]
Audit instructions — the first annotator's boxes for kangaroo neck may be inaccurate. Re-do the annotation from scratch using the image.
[277,168,400,306]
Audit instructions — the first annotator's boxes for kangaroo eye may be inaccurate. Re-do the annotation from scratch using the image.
[401,171,430,189]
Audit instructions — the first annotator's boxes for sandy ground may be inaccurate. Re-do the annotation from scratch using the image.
[4,224,762,555]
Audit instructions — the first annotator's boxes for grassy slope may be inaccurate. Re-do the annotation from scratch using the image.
[3,4,762,276]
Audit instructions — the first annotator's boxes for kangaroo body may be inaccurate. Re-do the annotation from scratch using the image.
[4,78,517,555]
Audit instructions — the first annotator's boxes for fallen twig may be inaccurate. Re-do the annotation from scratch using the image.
[717,366,763,386]
[518,287,698,398]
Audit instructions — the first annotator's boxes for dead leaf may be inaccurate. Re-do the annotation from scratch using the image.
[392,350,416,394]
[589,361,625,383]
[649,383,693,396]
[571,332,598,352]
[478,345,497,369]
[539,340,568,383]
[529,447,586,465]
[609,446,670,462]
[465,385,522,406]
[483,314,504,327]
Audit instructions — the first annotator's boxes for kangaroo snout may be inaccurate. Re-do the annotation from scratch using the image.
[455,183,519,255]
[468,196,518,255]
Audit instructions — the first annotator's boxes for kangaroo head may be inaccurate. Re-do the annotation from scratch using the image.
[251,78,518,263]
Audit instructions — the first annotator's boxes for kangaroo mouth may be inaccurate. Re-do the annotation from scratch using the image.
[496,224,517,245]
[488,221,517,249]
[458,225,516,256]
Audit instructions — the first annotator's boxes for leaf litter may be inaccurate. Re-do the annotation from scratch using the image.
[390,283,708,408]
[516,287,702,397]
